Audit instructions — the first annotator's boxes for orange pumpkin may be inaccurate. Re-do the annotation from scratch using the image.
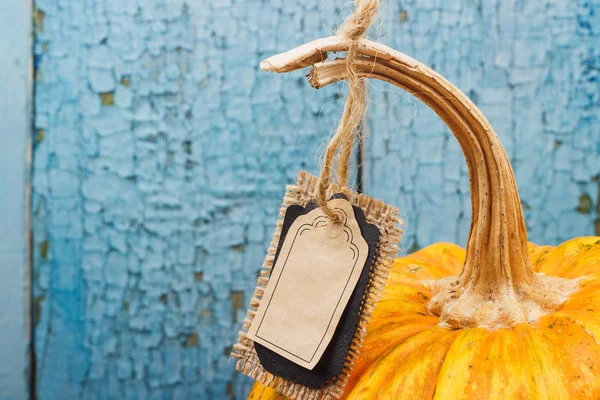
[246,20,600,400]
[248,239,600,399]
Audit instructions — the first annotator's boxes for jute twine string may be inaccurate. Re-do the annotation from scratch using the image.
[317,0,380,222]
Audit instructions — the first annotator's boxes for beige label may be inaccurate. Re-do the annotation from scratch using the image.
[247,198,369,370]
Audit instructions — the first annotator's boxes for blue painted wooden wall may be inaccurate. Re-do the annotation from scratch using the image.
[30,0,599,399]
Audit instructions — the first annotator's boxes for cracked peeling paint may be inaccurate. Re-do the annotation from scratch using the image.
[32,0,347,399]
[31,0,599,399]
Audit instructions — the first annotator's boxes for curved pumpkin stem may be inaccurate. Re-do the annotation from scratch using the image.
[261,36,578,329]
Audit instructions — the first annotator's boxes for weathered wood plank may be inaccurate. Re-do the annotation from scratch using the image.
[31,1,350,399]
[0,1,32,399]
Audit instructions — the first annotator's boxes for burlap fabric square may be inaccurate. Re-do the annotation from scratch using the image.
[232,171,403,400]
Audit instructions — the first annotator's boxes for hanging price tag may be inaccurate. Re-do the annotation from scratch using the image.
[247,198,369,369]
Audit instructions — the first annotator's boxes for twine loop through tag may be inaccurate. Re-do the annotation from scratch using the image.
[314,209,349,238]
[317,0,380,223]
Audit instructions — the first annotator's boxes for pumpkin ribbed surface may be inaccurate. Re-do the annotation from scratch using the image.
[248,238,600,400]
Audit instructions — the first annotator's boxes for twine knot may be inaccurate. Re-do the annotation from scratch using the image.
[317,0,380,222]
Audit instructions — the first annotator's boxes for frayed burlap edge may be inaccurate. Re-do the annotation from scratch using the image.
[231,171,403,400]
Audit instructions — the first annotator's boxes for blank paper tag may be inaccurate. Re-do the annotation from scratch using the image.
[247,198,369,370]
